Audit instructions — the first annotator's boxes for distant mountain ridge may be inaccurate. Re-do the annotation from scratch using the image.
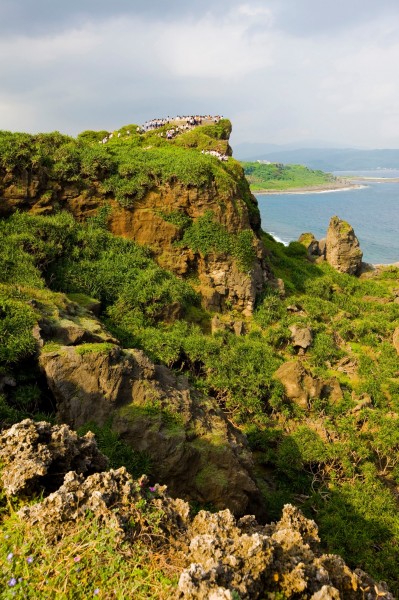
[234,145,399,171]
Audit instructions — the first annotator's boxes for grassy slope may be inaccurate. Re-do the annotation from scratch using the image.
[242,161,338,191]
[0,124,399,594]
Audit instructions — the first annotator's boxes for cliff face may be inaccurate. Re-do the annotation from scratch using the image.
[0,122,268,315]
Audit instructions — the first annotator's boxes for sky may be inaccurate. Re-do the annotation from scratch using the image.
[2,0,399,149]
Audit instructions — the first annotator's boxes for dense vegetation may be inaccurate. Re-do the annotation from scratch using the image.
[242,161,338,191]
[0,120,246,208]
[1,122,399,595]
[1,208,399,592]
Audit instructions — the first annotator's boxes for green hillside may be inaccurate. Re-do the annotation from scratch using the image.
[0,122,399,596]
[242,161,338,191]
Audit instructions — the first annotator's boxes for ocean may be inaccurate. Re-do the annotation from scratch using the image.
[256,170,399,265]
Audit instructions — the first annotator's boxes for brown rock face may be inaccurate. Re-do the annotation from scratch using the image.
[274,361,342,410]
[0,154,267,314]
[197,247,267,316]
[39,344,263,517]
[325,216,363,275]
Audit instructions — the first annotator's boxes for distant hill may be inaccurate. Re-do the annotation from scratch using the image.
[241,161,338,191]
[234,146,399,171]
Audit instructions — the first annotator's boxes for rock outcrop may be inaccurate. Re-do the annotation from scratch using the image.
[274,361,342,410]
[325,216,363,275]
[0,419,108,496]
[0,421,393,599]
[298,233,323,259]
[38,338,263,516]
[0,124,269,314]
[178,504,393,600]
[298,216,363,276]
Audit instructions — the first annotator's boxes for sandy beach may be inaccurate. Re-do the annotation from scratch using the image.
[252,182,366,195]
[349,176,399,183]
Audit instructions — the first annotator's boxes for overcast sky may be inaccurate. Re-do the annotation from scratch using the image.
[2,0,399,149]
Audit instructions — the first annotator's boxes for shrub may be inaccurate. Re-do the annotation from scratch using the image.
[0,297,37,364]
[181,212,256,271]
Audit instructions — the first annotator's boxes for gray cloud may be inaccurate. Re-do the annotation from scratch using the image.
[267,0,399,36]
[1,1,399,148]
[0,0,235,36]
[3,0,397,37]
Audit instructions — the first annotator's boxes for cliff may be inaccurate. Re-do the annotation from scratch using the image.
[0,121,268,315]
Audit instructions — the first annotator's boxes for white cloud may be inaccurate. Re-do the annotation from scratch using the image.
[156,21,274,79]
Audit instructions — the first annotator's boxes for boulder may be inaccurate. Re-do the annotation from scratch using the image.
[325,216,363,275]
[211,316,246,336]
[298,232,322,258]
[289,325,313,350]
[274,361,323,409]
[39,344,263,517]
[274,361,343,409]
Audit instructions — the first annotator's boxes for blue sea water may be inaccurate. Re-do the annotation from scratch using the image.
[256,170,399,264]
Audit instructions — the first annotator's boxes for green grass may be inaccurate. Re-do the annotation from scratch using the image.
[75,343,116,356]
[180,211,256,271]
[0,509,179,599]
[242,161,338,191]
[0,120,242,210]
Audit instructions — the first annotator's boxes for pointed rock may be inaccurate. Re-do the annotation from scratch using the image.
[325,216,363,275]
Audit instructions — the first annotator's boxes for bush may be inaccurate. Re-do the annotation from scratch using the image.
[181,212,256,271]
[0,297,37,364]
[78,421,151,477]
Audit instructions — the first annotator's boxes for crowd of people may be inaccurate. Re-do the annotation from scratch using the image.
[201,149,229,161]
[98,115,225,147]
[100,131,127,144]
[138,114,222,133]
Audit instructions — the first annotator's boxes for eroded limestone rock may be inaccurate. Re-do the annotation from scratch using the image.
[325,216,363,275]
[0,419,108,496]
[0,421,393,600]
[18,468,189,542]
[178,504,393,600]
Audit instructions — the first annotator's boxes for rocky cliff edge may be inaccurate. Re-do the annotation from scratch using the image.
[0,420,393,600]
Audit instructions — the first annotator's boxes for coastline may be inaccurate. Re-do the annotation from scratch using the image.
[253,182,366,195]
[349,176,399,183]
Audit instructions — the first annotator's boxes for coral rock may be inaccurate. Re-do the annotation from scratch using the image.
[0,419,108,496]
